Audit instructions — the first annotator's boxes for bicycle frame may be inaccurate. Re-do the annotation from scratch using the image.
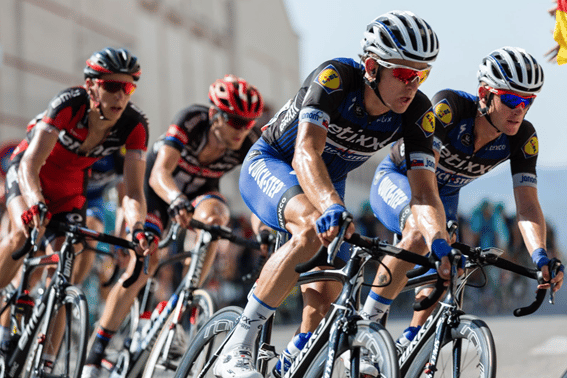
[114,230,214,378]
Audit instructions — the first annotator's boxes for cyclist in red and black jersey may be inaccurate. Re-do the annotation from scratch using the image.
[82,75,269,378]
[0,48,157,360]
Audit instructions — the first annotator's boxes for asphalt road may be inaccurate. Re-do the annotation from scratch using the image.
[271,312,567,378]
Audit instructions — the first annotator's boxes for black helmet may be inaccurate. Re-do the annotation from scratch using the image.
[84,47,141,81]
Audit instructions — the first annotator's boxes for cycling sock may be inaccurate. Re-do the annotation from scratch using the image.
[224,293,275,351]
[360,291,392,321]
[85,327,116,366]
[41,353,55,373]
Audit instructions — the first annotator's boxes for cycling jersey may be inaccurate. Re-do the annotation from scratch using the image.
[370,89,539,235]
[6,86,148,222]
[144,105,261,235]
[240,58,437,232]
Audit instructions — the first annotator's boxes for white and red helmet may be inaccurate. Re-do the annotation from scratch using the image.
[208,75,264,120]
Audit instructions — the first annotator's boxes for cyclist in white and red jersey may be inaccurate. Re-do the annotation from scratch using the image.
[214,11,454,378]
[0,48,157,361]
[365,47,564,361]
[82,75,269,378]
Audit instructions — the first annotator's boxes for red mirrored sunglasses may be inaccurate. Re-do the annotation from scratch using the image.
[219,111,256,130]
[487,87,536,109]
[375,60,431,85]
[95,79,137,95]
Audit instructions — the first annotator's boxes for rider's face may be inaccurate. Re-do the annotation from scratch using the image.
[377,59,430,114]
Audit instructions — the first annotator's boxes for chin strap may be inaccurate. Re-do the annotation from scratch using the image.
[96,102,109,120]
[477,92,500,133]
[364,76,386,106]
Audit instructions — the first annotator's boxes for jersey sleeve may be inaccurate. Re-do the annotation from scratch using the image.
[401,91,436,172]
[431,89,461,153]
[163,107,207,151]
[41,87,87,132]
[510,121,538,188]
[124,111,149,151]
[298,60,354,130]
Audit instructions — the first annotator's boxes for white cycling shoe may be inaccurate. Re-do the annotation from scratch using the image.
[213,345,262,378]
[341,349,379,377]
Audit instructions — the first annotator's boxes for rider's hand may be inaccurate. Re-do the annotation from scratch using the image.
[431,239,452,280]
[21,202,52,239]
[256,228,275,257]
[533,248,565,292]
[315,204,354,246]
[167,194,194,229]
[132,228,159,257]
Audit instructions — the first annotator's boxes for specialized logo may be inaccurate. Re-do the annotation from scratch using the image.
[416,110,435,137]
[522,135,538,158]
[461,133,473,147]
[315,65,342,94]
[434,100,453,127]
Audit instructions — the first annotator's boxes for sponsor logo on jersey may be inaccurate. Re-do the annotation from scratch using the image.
[299,107,330,130]
[416,110,435,137]
[177,160,224,178]
[315,65,342,94]
[248,159,285,199]
[434,100,453,127]
[513,172,537,188]
[378,176,409,209]
[460,133,473,147]
[438,148,501,177]
[166,124,189,145]
[327,124,393,151]
[50,88,82,109]
[522,135,538,158]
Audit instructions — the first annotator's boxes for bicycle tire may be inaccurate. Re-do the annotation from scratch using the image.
[142,289,216,378]
[24,285,89,378]
[303,320,400,378]
[173,306,243,378]
[403,314,496,378]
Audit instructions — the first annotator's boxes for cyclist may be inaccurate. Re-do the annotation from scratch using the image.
[82,74,268,378]
[215,10,454,378]
[366,46,565,356]
[0,47,157,366]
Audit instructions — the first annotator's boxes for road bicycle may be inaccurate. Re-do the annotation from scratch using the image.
[0,217,139,378]
[173,213,449,378]
[382,240,562,378]
[91,219,262,378]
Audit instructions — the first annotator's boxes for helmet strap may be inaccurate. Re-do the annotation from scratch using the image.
[477,92,501,133]
[363,62,386,106]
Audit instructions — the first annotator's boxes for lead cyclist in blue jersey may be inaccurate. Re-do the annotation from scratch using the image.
[213,10,455,378]
[365,47,564,360]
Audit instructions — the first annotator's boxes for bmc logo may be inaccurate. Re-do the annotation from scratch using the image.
[59,132,121,157]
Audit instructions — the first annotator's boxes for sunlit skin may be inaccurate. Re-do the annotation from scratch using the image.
[209,108,254,151]
[85,73,135,124]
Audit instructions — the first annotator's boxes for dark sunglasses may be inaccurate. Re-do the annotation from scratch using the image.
[218,111,255,130]
[95,79,137,95]
[488,87,536,109]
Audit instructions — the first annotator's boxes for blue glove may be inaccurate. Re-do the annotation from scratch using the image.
[532,248,550,270]
[431,239,452,259]
[316,204,347,234]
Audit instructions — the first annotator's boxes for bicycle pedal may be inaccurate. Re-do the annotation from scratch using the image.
[258,342,277,361]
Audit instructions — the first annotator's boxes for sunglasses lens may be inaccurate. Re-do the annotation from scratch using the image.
[227,116,255,130]
[98,80,136,95]
[392,67,430,85]
[500,93,534,109]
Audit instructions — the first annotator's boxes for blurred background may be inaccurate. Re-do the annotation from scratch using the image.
[0,0,565,324]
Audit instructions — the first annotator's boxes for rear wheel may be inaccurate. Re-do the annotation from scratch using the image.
[142,289,216,378]
[303,320,400,378]
[173,306,242,378]
[403,315,496,378]
[24,285,89,378]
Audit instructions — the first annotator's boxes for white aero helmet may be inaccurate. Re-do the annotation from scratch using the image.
[477,47,544,94]
[361,10,439,63]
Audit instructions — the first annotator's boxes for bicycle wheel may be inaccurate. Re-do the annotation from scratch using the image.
[403,315,496,378]
[173,306,243,378]
[24,285,89,378]
[303,320,400,378]
[142,289,216,378]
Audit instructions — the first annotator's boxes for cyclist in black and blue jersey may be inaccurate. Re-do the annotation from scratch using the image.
[214,11,455,378]
[364,46,564,358]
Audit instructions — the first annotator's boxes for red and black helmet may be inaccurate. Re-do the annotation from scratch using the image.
[208,75,264,120]
[84,47,141,81]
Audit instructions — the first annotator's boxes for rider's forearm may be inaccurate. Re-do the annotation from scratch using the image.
[123,191,146,230]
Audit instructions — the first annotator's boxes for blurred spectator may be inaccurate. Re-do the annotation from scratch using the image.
[546,0,567,64]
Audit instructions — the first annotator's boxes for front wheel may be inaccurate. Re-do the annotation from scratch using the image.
[173,306,243,378]
[403,315,496,378]
[303,320,400,378]
[142,289,216,378]
[24,285,89,378]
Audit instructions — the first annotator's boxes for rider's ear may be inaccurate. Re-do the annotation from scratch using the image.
[365,58,378,78]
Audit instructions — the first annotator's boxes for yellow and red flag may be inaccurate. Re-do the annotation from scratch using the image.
[554,0,567,64]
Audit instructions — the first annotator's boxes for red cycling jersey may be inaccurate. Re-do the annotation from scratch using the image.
[7,86,149,215]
